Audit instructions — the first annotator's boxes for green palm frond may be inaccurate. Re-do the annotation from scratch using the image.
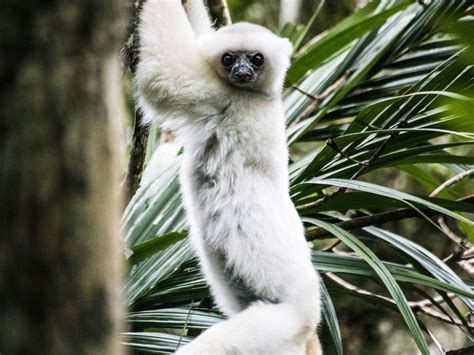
[122,1,474,353]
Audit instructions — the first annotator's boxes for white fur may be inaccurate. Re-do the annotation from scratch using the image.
[184,0,214,36]
[136,1,321,354]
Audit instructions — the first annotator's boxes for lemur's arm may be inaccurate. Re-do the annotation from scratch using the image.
[136,0,222,119]
[183,0,215,36]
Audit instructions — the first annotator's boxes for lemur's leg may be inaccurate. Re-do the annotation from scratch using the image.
[176,302,319,355]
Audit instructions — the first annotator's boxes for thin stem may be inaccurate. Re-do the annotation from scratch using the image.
[325,138,368,166]
[429,168,474,198]
[290,70,354,127]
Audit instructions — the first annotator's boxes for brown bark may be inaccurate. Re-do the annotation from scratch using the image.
[123,0,149,203]
[122,0,145,73]
[0,1,126,354]
[125,116,150,202]
[207,0,232,27]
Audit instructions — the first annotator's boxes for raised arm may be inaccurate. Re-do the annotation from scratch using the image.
[183,0,215,36]
[136,0,223,123]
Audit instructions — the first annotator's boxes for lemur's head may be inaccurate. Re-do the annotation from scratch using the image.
[198,22,293,97]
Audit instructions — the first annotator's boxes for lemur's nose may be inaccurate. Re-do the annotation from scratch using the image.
[235,69,253,81]
[232,63,255,82]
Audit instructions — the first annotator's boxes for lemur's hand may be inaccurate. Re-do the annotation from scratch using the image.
[182,0,188,4]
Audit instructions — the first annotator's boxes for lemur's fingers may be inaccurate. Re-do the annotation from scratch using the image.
[182,0,188,4]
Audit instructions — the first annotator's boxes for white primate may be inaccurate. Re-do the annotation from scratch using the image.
[136,0,322,354]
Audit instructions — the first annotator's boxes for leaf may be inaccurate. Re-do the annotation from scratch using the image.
[125,240,194,307]
[287,2,413,84]
[136,265,209,308]
[307,219,430,353]
[305,178,474,226]
[363,226,474,312]
[292,0,325,52]
[121,1,474,353]
[298,192,474,216]
[288,9,419,145]
[127,308,224,330]
[130,230,189,265]
[121,332,190,353]
[313,252,474,298]
[320,281,343,355]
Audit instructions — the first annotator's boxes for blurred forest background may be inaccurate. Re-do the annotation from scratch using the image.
[228,0,363,33]
[1,0,473,354]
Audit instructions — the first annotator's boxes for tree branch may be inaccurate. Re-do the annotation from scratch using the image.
[289,70,353,127]
[305,196,474,240]
[325,138,368,166]
[438,216,464,245]
[429,168,474,198]
[326,274,472,327]
[429,169,474,276]
[306,208,437,240]
[300,112,410,211]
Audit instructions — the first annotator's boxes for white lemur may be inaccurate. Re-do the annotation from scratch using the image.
[136,0,322,354]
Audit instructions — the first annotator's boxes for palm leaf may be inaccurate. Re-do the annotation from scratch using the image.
[122,1,474,353]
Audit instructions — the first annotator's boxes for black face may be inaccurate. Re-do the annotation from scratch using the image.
[221,51,265,87]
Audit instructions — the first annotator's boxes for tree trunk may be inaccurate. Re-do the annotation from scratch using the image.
[0,1,126,354]
[123,0,149,203]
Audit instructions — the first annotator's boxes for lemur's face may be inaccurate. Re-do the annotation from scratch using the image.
[220,51,265,88]
[198,22,293,97]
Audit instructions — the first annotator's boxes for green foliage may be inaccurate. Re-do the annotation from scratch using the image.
[122,1,474,353]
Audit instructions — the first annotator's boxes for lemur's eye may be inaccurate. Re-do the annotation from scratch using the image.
[221,53,235,66]
[251,53,264,67]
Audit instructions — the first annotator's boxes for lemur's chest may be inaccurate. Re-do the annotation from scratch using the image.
[189,128,269,189]
[181,100,288,205]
